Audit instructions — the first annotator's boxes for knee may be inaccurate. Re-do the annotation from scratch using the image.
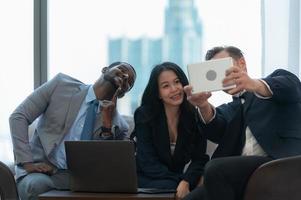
[18,173,54,200]
[204,159,225,181]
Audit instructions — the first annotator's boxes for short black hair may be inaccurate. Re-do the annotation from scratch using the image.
[107,61,136,77]
[205,46,244,61]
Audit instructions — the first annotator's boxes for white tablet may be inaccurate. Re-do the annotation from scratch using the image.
[187,57,236,93]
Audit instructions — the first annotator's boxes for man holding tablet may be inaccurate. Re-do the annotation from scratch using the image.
[183,46,301,200]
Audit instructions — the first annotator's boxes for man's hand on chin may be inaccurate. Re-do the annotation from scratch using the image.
[101,88,121,129]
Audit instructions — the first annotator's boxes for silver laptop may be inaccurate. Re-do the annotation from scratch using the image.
[65,140,176,194]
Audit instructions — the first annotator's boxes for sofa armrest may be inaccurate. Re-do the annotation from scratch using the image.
[244,155,301,200]
[0,161,18,199]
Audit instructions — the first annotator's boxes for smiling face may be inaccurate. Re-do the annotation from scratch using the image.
[102,63,136,98]
[158,70,184,107]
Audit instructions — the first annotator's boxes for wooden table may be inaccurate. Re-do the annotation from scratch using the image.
[39,190,176,200]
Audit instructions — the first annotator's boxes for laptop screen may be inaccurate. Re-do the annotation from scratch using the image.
[65,140,138,193]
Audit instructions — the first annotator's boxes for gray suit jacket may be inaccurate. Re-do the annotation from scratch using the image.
[9,73,128,179]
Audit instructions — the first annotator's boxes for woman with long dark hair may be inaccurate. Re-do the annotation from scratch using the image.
[132,62,209,199]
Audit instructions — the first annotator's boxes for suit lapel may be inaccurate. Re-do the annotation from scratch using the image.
[172,125,183,163]
[152,112,172,166]
[242,92,254,114]
[63,85,89,134]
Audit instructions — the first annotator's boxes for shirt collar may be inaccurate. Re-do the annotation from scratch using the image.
[233,90,246,98]
[85,85,97,103]
[85,85,104,113]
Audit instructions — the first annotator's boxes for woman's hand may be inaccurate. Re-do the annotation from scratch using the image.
[176,180,190,199]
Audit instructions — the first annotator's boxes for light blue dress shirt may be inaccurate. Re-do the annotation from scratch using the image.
[49,85,98,169]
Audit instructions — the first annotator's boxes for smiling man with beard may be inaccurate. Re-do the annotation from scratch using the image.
[9,62,136,200]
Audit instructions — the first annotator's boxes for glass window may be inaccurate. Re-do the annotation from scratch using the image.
[48,0,261,114]
[0,0,34,163]
[197,0,262,105]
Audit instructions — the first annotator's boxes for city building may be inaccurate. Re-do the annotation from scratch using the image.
[108,0,203,112]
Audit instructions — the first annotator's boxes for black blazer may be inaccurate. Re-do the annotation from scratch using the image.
[203,69,301,159]
[133,105,209,188]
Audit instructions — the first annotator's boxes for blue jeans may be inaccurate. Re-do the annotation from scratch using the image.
[17,170,69,200]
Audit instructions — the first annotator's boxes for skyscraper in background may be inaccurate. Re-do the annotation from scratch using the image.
[108,0,203,113]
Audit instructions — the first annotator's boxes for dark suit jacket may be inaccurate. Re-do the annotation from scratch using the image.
[133,105,209,188]
[203,69,301,159]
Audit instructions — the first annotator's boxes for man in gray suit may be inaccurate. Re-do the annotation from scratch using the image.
[9,62,136,200]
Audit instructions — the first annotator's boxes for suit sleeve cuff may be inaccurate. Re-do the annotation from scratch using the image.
[197,105,216,124]
[254,79,273,99]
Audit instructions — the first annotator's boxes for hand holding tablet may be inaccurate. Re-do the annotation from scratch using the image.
[187,57,236,93]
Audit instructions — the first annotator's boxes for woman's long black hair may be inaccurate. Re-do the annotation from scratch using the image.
[139,62,195,120]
